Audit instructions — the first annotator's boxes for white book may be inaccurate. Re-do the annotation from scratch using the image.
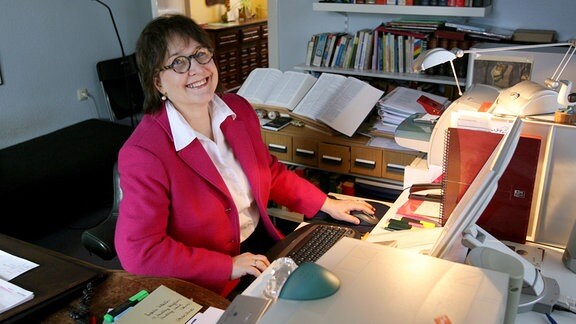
[237,68,317,111]
[293,73,384,137]
[305,37,315,66]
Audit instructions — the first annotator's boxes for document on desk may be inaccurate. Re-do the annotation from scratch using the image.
[366,227,443,252]
[0,278,34,314]
[117,285,202,323]
[0,249,39,281]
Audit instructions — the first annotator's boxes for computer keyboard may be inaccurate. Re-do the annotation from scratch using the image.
[266,223,361,265]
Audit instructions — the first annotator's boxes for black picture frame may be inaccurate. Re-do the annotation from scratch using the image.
[0,65,3,85]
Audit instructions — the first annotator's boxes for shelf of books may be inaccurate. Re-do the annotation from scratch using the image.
[313,3,492,18]
[294,64,465,86]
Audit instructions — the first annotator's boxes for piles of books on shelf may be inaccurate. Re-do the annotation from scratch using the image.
[374,86,449,135]
[305,17,517,79]
[305,20,436,74]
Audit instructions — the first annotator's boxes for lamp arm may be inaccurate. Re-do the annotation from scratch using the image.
[92,0,126,58]
[454,40,576,58]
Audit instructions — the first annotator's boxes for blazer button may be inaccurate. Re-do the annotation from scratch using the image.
[225,208,232,212]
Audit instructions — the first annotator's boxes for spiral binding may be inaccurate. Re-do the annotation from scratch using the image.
[439,127,452,226]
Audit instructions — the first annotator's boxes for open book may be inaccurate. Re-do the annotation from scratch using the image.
[237,68,317,111]
[238,68,384,137]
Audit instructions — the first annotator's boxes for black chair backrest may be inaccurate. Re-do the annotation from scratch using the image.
[81,162,121,260]
[97,53,144,120]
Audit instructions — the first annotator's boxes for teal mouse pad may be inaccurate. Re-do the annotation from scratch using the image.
[278,262,340,300]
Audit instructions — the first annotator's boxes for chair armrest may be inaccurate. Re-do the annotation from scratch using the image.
[81,213,118,260]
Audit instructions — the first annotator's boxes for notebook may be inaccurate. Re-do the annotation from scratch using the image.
[440,127,541,243]
[256,237,508,324]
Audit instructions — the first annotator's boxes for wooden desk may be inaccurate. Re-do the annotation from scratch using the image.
[43,271,231,323]
[0,234,229,323]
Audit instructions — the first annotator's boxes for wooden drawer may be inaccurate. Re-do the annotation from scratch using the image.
[319,142,350,174]
[351,146,382,178]
[265,132,292,162]
[240,26,261,43]
[292,137,318,167]
[213,30,239,48]
[382,151,418,181]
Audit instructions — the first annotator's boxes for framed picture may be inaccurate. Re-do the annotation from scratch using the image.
[468,54,533,89]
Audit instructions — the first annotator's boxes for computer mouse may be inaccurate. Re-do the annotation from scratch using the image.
[279,262,340,300]
[351,210,379,226]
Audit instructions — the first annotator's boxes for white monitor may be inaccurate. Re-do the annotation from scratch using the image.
[428,117,523,259]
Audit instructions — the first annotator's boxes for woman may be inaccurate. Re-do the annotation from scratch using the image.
[115,14,374,297]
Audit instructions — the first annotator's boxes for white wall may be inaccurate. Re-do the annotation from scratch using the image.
[0,0,151,149]
[269,0,576,72]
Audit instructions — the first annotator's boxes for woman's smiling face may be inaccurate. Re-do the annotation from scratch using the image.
[155,36,218,110]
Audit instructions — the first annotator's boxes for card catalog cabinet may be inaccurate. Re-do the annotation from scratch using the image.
[204,19,268,91]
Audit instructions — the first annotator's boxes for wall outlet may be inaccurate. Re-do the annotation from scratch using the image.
[77,88,89,101]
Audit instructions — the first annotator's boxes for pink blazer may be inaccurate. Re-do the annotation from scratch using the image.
[115,94,326,295]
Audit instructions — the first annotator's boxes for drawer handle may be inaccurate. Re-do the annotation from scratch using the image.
[354,158,376,169]
[386,163,405,173]
[321,155,342,165]
[295,148,316,157]
[268,143,287,153]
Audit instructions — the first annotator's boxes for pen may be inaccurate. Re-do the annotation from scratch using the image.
[103,290,149,323]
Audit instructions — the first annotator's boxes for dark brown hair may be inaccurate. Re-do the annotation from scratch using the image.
[135,14,216,113]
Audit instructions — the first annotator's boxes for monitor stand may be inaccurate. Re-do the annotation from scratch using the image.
[462,225,560,314]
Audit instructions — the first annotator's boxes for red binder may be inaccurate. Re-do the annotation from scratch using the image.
[441,127,541,243]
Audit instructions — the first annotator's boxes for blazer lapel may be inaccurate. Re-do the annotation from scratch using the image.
[153,108,230,196]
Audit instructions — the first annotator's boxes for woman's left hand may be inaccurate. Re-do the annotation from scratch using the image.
[319,196,375,225]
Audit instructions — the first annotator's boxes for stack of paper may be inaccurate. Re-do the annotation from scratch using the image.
[0,250,38,314]
[375,87,449,132]
[0,279,34,314]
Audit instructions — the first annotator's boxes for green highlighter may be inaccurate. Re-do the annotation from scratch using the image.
[103,289,149,323]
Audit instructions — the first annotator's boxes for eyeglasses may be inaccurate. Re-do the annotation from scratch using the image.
[160,47,214,73]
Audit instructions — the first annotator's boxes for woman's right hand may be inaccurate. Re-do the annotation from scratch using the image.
[230,252,271,280]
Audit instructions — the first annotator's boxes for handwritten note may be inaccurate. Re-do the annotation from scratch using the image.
[117,285,202,323]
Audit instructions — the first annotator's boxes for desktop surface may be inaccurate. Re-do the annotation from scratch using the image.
[0,234,107,323]
[254,237,509,324]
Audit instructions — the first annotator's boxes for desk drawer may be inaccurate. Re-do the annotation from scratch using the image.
[265,132,292,162]
[319,143,350,174]
[351,146,382,177]
[292,137,318,167]
[382,151,418,181]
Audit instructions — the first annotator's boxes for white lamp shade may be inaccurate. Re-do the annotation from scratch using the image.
[413,48,457,72]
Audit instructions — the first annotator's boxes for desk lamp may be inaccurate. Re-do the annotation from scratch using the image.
[413,40,576,117]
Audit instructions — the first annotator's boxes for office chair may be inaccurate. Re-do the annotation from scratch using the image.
[97,53,144,122]
[81,162,121,260]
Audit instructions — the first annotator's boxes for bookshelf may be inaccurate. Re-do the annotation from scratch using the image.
[269,1,492,91]
[313,3,492,18]
[294,64,466,86]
